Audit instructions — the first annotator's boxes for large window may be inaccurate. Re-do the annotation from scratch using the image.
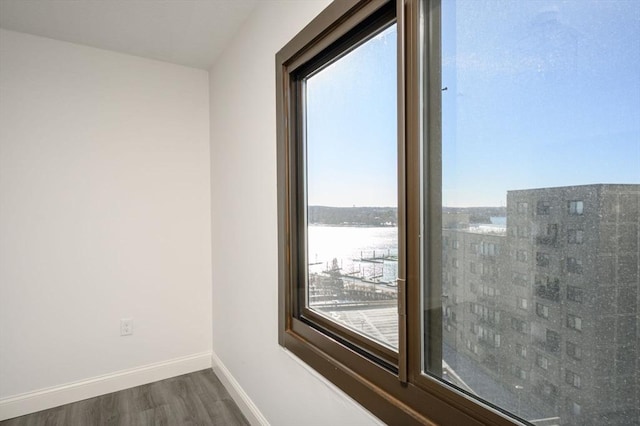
[277,0,640,425]
[305,18,399,353]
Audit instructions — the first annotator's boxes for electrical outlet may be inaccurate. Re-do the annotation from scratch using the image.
[120,318,133,336]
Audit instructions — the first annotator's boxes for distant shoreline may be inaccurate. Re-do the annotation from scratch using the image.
[308,223,397,228]
[307,205,506,227]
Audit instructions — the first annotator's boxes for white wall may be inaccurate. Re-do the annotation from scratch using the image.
[0,29,212,403]
[209,3,381,425]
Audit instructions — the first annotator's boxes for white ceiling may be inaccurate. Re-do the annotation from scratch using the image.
[0,0,258,69]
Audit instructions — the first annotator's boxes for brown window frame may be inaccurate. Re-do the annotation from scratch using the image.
[276,0,524,424]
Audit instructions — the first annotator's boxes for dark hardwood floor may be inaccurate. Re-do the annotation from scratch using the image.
[1,369,250,426]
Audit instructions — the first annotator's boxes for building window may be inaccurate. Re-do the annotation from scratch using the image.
[277,0,640,424]
[566,341,582,360]
[566,370,582,388]
[536,303,549,319]
[479,325,501,348]
[539,380,558,398]
[569,400,582,416]
[567,257,583,274]
[568,200,584,215]
[480,241,498,256]
[277,3,415,423]
[517,297,528,310]
[474,304,500,324]
[512,317,527,334]
[567,314,583,331]
[516,250,528,262]
[516,343,527,359]
[546,330,560,353]
[567,286,584,303]
[481,284,498,297]
[511,365,527,380]
[536,354,549,370]
[535,275,560,302]
[537,200,551,215]
[568,229,584,244]
[537,224,558,245]
[512,272,527,287]
[536,252,550,267]
[480,263,495,276]
[517,226,529,238]
[517,202,528,214]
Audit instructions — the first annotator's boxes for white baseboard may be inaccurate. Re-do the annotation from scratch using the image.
[0,351,212,421]
[211,351,269,426]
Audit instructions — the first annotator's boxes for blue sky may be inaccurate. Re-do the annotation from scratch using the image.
[306,24,397,207]
[306,0,639,208]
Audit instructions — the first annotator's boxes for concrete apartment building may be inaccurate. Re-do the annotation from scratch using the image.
[442,184,640,426]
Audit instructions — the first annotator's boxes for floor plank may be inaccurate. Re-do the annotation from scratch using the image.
[1,369,249,426]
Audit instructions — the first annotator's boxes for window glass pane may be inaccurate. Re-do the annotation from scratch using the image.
[305,24,398,349]
[426,1,639,424]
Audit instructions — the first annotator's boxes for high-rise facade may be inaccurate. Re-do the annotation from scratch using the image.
[442,184,639,425]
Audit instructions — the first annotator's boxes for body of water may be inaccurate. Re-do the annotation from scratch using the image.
[307,225,398,283]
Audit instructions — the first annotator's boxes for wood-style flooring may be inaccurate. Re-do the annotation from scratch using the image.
[1,369,249,426]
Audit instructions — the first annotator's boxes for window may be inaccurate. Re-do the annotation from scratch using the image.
[481,284,498,297]
[277,0,640,424]
[567,257,583,274]
[512,317,527,334]
[517,297,528,310]
[567,286,584,303]
[536,303,549,319]
[466,340,479,355]
[537,224,558,245]
[512,272,527,287]
[516,226,529,238]
[567,341,582,360]
[567,314,583,331]
[479,325,501,348]
[536,252,550,267]
[517,202,528,214]
[568,229,584,244]
[537,201,551,215]
[545,330,560,353]
[536,354,549,370]
[568,400,582,416]
[471,303,500,324]
[480,263,495,277]
[566,370,582,388]
[516,344,527,359]
[511,365,527,380]
[569,200,584,215]
[535,276,560,302]
[539,381,558,399]
[516,250,528,262]
[480,241,498,256]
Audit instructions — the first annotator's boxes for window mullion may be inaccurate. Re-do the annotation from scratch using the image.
[396,0,408,384]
